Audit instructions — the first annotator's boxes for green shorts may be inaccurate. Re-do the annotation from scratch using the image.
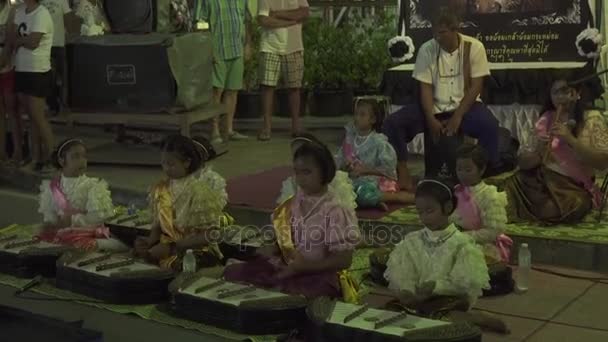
[212,56,244,90]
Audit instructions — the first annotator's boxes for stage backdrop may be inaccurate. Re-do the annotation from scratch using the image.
[406,0,596,65]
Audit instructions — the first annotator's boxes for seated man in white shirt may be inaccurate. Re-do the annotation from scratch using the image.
[383,10,499,191]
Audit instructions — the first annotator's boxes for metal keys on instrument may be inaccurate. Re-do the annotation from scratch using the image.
[96,258,135,272]
[374,312,408,330]
[77,253,112,267]
[0,235,17,243]
[5,238,40,250]
[194,279,226,294]
[217,285,256,299]
[343,304,370,323]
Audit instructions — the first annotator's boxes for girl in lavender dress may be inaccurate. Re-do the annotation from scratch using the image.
[224,134,361,300]
[335,98,414,209]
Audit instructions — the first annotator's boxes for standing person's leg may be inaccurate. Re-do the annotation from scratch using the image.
[27,71,55,168]
[223,56,247,140]
[258,52,281,141]
[0,95,6,162]
[459,102,500,166]
[47,47,60,115]
[29,94,54,162]
[285,51,304,135]
[15,93,28,164]
[211,58,226,144]
[55,47,68,114]
[382,104,426,191]
[8,83,23,163]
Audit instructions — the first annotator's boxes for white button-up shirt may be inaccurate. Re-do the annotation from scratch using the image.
[413,34,490,114]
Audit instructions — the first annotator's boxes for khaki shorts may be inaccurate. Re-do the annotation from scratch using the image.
[259,51,304,88]
[212,56,244,90]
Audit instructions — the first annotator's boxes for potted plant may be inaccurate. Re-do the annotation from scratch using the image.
[349,13,394,97]
[305,19,356,117]
[235,21,261,119]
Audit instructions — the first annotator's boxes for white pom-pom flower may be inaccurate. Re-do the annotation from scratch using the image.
[576,28,603,59]
[388,35,415,63]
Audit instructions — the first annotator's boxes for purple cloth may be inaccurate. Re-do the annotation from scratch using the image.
[223,257,341,298]
[382,102,499,163]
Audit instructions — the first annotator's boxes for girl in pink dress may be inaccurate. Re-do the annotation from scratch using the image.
[503,79,608,224]
[38,138,126,251]
[224,133,361,299]
[451,144,512,264]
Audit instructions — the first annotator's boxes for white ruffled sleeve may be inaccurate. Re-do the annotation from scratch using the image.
[186,179,227,229]
[436,243,490,307]
[384,239,418,294]
[38,180,58,224]
[471,184,508,244]
[276,176,297,205]
[375,134,398,179]
[71,179,115,227]
[328,171,357,212]
[334,124,355,170]
[198,167,228,209]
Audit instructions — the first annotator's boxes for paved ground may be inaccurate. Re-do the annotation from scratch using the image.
[1,122,608,341]
[477,268,608,341]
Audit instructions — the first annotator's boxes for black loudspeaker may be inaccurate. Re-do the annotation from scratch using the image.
[68,34,177,113]
[104,0,156,33]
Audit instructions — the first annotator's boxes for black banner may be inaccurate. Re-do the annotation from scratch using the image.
[406,0,596,63]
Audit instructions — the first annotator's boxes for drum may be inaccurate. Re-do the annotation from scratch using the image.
[172,275,308,334]
[309,299,482,342]
[56,251,174,304]
[0,235,72,278]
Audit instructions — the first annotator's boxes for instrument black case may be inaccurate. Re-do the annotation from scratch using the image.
[172,291,308,335]
[55,253,174,304]
[319,321,482,342]
[0,246,71,278]
[68,34,177,113]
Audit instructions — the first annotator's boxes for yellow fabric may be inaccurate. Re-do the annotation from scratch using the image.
[272,197,297,264]
[152,179,232,269]
[273,197,360,303]
[0,224,20,235]
[339,269,361,304]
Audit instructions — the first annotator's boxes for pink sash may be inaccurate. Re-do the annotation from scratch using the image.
[39,177,109,251]
[537,112,601,208]
[454,185,512,263]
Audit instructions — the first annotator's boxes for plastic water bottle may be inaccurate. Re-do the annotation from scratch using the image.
[516,243,531,293]
[127,203,137,216]
[183,249,197,273]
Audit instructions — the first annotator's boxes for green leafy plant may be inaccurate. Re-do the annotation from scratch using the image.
[349,12,395,90]
[243,21,261,91]
[303,18,357,90]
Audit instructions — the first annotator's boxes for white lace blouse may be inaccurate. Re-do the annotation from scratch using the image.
[38,175,114,227]
[384,224,490,307]
[450,182,508,244]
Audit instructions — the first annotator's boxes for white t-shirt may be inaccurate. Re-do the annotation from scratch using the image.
[258,0,308,55]
[14,4,54,73]
[41,0,71,47]
[413,34,490,114]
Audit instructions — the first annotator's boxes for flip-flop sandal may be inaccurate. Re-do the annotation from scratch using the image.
[257,132,271,141]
